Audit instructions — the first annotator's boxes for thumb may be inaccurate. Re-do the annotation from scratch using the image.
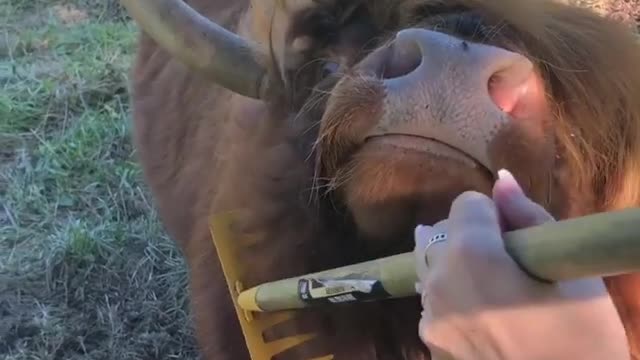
[492,169,555,230]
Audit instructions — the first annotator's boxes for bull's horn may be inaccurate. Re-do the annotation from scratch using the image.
[119,0,274,100]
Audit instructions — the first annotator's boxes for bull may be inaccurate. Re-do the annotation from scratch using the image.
[122,0,640,359]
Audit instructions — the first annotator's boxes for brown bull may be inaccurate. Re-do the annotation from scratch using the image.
[123,0,640,359]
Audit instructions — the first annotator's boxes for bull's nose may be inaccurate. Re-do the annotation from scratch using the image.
[381,29,535,117]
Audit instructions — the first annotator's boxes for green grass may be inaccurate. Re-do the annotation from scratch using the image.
[0,0,199,358]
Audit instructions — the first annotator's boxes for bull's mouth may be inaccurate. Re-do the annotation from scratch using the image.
[363,133,494,177]
[333,132,499,245]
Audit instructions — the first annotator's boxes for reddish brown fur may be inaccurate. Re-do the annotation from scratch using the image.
[130,0,640,359]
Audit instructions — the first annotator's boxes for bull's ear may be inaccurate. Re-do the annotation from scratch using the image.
[119,0,279,100]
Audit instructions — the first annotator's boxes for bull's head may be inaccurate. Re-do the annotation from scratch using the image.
[121,0,640,247]
[123,2,640,358]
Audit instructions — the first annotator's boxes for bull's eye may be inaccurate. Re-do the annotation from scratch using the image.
[287,2,378,86]
[322,61,340,78]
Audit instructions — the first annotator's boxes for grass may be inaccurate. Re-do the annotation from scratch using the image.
[0,0,200,358]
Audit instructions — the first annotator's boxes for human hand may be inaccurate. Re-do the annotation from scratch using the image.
[414,169,630,360]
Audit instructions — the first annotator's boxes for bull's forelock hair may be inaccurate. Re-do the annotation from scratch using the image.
[259,0,640,212]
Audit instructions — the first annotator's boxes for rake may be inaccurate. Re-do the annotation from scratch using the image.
[210,206,640,360]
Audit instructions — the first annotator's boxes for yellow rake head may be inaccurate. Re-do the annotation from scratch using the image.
[210,212,335,360]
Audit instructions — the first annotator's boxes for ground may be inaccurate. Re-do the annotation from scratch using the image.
[0,0,637,360]
[0,1,199,359]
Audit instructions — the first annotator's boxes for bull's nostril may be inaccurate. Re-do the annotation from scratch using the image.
[487,56,540,118]
[381,39,422,80]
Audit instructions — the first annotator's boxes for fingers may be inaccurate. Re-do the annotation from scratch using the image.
[414,222,448,324]
[417,306,433,346]
[447,191,504,254]
[414,225,431,294]
[414,171,551,302]
[414,222,448,285]
[492,169,555,230]
[414,191,504,279]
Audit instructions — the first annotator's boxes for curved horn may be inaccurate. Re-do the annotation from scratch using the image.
[119,0,274,99]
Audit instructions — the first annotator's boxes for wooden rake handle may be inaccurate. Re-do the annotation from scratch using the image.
[237,207,640,312]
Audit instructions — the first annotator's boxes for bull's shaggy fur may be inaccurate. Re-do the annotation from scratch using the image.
[130,0,640,359]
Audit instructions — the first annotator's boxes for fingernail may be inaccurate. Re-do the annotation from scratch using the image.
[497,169,523,194]
[497,168,515,183]
[414,224,431,245]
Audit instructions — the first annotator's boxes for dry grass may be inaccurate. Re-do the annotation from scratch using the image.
[0,0,199,358]
[568,0,640,29]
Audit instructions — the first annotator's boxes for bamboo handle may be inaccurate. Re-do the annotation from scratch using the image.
[237,207,640,312]
[505,206,640,281]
